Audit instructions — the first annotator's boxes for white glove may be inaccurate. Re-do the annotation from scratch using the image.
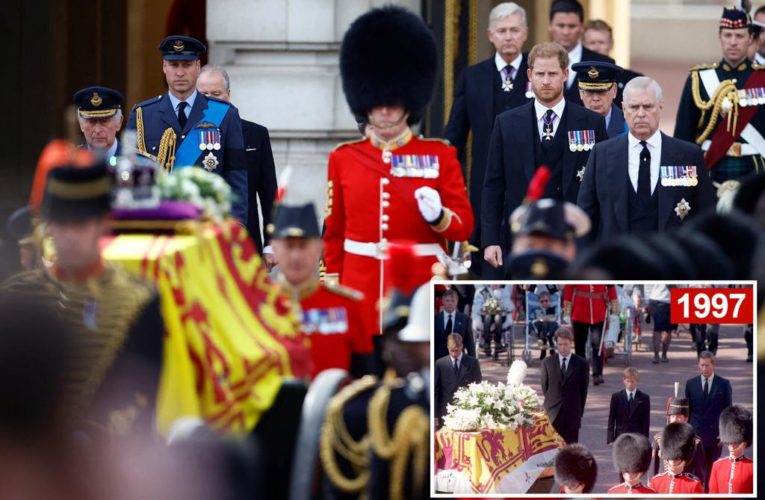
[414,186,443,223]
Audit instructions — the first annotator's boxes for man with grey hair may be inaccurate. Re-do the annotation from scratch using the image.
[577,76,715,240]
[198,64,277,267]
[445,2,531,278]
[73,86,124,164]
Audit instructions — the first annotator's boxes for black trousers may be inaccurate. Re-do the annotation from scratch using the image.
[573,321,604,376]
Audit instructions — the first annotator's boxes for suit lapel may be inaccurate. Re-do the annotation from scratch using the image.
[523,102,539,180]
[184,94,208,135]
[611,135,630,232]
[159,94,179,131]
[657,133,674,230]
[479,59,496,130]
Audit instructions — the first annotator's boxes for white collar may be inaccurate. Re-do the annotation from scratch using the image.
[703,373,715,385]
[452,353,463,365]
[558,353,570,364]
[534,98,566,121]
[568,41,583,64]
[628,129,661,149]
[495,51,523,73]
[168,89,198,113]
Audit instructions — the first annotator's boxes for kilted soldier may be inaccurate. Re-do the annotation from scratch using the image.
[649,422,704,494]
[709,405,753,494]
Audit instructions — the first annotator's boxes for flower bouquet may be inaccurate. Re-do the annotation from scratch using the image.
[481,296,508,316]
[442,361,541,432]
[156,167,232,220]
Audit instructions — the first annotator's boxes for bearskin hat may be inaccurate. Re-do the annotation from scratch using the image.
[612,433,652,474]
[554,444,598,493]
[661,422,696,461]
[719,405,752,446]
[339,5,438,125]
[667,397,690,417]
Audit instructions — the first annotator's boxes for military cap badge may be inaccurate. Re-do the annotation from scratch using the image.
[173,40,185,52]
[90,92,103,107]
[588,67,599,79]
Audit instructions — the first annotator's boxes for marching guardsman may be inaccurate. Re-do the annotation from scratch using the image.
[2,146,163,440]
[322,6,474,337]
[126,35,248,223]
[651,394,707,485]
[674,5,765,189]
[319,245,424,500]
[74,86,124,165]
[608,433,657,494]
[572,61,628,138]
[553,443,598,494]
[708,405,753,493]
[649,422,704,494]
[270,202,374,380]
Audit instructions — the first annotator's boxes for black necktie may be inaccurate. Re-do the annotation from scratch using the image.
[504,65,514,83]
[638,140,651,197]
[561,357,567,377]
[629,393,634,405]
[445,314,453,335]
[542,109,555,144]
[453,359,459,374]
[177,101,188,130]
[704,378,709,398]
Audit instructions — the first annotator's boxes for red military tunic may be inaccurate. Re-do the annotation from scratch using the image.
[649,472,704,494]
[279,277,374,379]
[323,132,473,332]
[563,285,617,324]
[608,482,657,494]
[708,455,753,494]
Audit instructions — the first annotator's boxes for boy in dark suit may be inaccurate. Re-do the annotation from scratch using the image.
[540,326,589,444]
[434,333,482,427]
[607,367,651,445]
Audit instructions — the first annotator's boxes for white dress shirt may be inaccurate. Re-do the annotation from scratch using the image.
[558,353,570,371]
[566,41,583,89]
[168,90,198,121]
[702,373,715,392]
[626,389,636,402]
[495,51,523,81]
[534,98,566,141]
[452,353,463,371]
[627,130,661,195]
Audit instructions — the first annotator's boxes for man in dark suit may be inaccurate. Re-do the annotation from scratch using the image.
[434,333,482,426]
[74,86,124,163]
[127,35,248,223]
[444,2,532,277]
[607,367,651,445]
[571,61,627,138]
[577,76,716,241]
[197,65,277,262]
[581,19,643,104]
[434,288,475,360]
[684,351,733,484]
[548,0,614,106]
[541,326,589,444]
[481,41,607,272]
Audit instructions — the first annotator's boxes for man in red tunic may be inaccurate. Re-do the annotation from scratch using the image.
[323,6,474,338]
[608,433,657,494]
[562,284,617,385]
[649,422,704,494]
[709,405,753,494]
[271,202,373,380]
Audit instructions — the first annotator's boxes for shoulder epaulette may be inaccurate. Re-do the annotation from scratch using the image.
[332,137,366,151]
[753,63,765,71]
[690,63,718,72]
[132,95,163,111]
[417,136,451,145]
[324,281,364,301]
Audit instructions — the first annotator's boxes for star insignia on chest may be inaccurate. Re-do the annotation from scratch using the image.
[202,152,219,171]
[577,166,586,182]
[674,198,691,220]
[502,79,513,92]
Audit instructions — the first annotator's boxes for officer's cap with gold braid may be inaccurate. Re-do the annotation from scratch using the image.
[270,203,320,239]
[159,35,207,61]
[74,86,124,119]
[720,3,751,30]
[42,161,111,223]
[572,61,623,92]
[340,5,438,126]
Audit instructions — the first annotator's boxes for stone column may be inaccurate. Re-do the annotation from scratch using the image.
[207,0,420,213]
